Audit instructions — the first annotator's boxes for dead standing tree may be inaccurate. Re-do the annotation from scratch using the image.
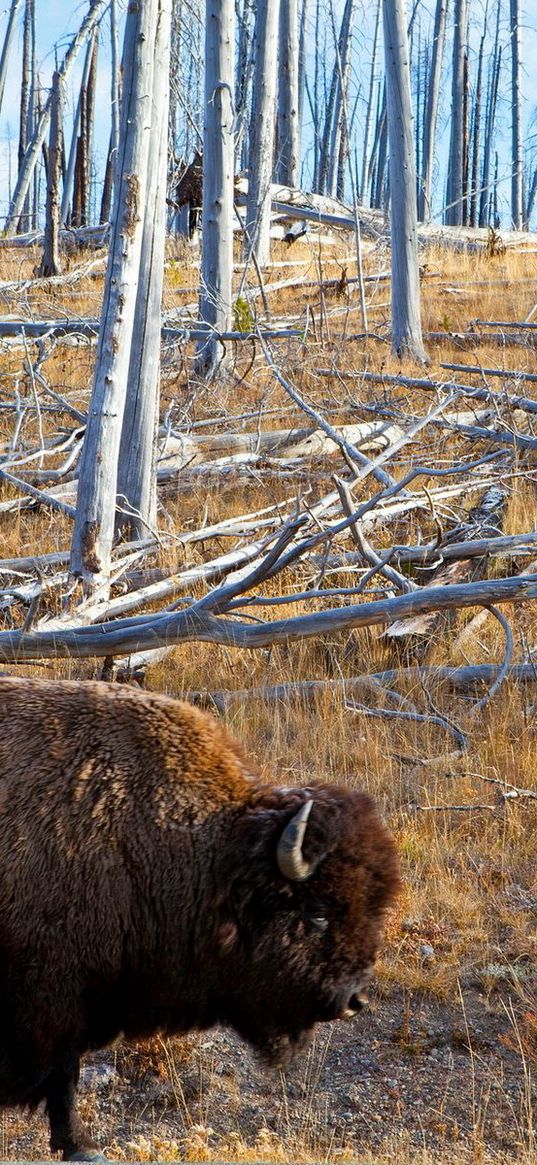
[510,0,523,230]
[5,0,109,236]
[195,0,235,378]
[382,0,427,361]
[245,0,281,268]
[40,70,63,277]
[445,0,468,226]
[276,0,300,188]
[116,0,172,537]
[70,0,170,595]
[419,0,447,222]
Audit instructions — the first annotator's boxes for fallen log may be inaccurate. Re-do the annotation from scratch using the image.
[0,572,535,662]
[184,664,537,711]
[315,366,537,418]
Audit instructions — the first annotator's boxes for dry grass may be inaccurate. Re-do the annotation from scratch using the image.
[1,229,537,1161]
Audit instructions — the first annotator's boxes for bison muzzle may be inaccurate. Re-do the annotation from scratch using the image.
[0,677,400,1160]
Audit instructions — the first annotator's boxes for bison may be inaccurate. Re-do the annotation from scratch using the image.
[0,676,400,1160]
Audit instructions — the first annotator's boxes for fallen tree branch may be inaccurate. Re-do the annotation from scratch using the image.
[0,465,76,518]
[0,572,536,662]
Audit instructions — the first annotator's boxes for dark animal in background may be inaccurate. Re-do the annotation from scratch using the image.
[0,677,400,1161]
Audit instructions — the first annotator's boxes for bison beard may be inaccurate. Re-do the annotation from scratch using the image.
[0,677,400,1161]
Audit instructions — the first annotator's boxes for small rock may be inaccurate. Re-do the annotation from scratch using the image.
[420,942,435,960]
[80,1063,116,1091]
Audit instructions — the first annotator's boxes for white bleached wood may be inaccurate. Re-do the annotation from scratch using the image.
[116,0,172,537]
[0,0,23,117]
[245,0,281,268]
[69,0,159,594]
[196,0,235,376]
[0,574,535,662]
[5,0,109,235]
[419,0,447,222]
[382,0,426,360]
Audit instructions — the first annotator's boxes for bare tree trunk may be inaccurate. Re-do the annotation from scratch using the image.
[445,0,468,225]
[469,26,484,228]
[5,0,108,235]
[298,0,308,135]
[479,6,501,228]
[244,0,281,268]
[276,0,300,187]
[419,0,446,222]
[17,0,32,233]
[510,0,523,229]
[99,0,120,225]
[72,55,89,227]
[461,41,470,224]
[61,46,92,224]
[40,70,63,277]
[0,0,23,117]
[196,0,235,377]
[373,98,387,209]
[317,0,353,197]
[235,0,254,171]
[328,0,355,197]
[69,0,159,595]
[116,0,172,538]
[360,0,380,203]
[109,0,120,166]
[527,166,537,227]
[382,0,426,362]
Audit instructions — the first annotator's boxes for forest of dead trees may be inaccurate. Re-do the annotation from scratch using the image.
[0,0,535,239]
[0,0,536,688]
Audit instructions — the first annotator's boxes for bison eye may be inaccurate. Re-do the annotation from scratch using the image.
[311,915,329,933]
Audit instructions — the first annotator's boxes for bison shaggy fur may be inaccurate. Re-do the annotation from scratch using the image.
[0,676,400,1159]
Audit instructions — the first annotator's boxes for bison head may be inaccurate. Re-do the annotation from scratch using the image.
[209,784,400,1066]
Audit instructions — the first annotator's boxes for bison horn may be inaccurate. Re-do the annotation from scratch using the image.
[277,799,314,881]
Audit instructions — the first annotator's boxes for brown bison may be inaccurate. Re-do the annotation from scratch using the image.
[0,677,400,1161]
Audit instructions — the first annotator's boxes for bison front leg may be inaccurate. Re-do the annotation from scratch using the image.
[45,1053,106,1162]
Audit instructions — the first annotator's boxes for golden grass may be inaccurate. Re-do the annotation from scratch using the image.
[1,232,537,1161]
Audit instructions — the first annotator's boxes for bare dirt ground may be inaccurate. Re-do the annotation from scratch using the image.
[2,982,533,1164]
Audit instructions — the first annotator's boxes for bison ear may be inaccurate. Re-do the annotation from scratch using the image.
[276,795,342,883]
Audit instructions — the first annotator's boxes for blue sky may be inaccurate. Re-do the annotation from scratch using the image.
[0,0,536,227]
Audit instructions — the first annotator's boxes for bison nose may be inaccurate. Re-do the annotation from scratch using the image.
[342,989,369,1018]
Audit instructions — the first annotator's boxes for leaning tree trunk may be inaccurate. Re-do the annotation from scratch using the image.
[69,0,159,595]
[317,0,353,197]
[0,0,23,118]
[276,0,300,187]
[5,0,108,235]
[445,0,468,226]
[382,0,427,362]
[195,0,235,377]
[328,0,355,198]
[244,0,281,268]
[419,0,447,222]
[510,0,523,229]
[116,0,172,537]
[40,70,63,277]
